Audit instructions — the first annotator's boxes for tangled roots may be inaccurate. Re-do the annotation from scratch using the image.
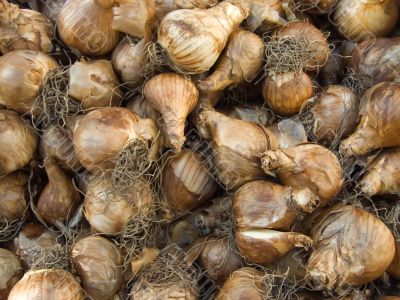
[341,69,373,97]
[261,268,306,300]
[0,218,25,242]
[31,66,82,130]
[29,243,70,271]
[381,202,400,240]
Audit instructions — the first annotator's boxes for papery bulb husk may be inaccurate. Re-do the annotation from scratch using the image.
[359,148,400,197]
[144,73,199,151]
[155,0,218,20]
[349,37,400,86]
[112,0,156,39]
[0,171,28,223]
[57,0,121,56]
[267,119,307,148]
[380,297,400,300]
[307,204,395,291]
[0,248,22,299]
[125,95,160,120]
[246,0,286,32]
[0,110,38,176]
[333,0,398,42]
[0,0,54,54]
[267,22,330,72]
[36,159,81,226]
[84,177,155,235]
[340,82,400,157]
[199,108,279,190]
[130,247,160,277]
[320,46,345,86]
[262,71,314,116]
[0,50,58,113]
[219,103,274,127]
[71,236,123,300]
[271,249,307,281]
[72,107,159,172]
[157,2,247,74]
[39,0,65,21]
[198,29,264,93]
[162,149,218,213]
[199,237,243,282]
[300,85,359,143]
[168,219,198,248]
[112,38,148,88]
[235,228,313,264]
[130,281,198,300]
[39,125,83,173]
[387,241,400,280]
[233,180,319,231]
[14,224,59,269]
[8,269,84,300]
[68,60,121,109]
[299,0,337,15]
[215,267,266,300]
[261,143,343,207]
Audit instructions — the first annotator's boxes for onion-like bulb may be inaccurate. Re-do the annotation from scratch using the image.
[235,228,313,264]
[157,1,247,73]
[307,204,395,291]
[298,0,337,14]
[126,95,160,120]
[0,0,53,54]
[350,37,400,86]
[72,107,160,172]
[300,85,359,144]
[267,119,307,149]
[387,241,400,280]
[162,149,218,213]
[84,177,155,235]
[8,269,84,300]
[57,0,121,56]
[68,60,121,109]
[359,148,400,197]
[246,0,286,32]
[0,248,22,299]
[39,125,82,173]
[340,82,400,157]
[219,103,274,126]
[0,110,38,176]
[215,267,265,300]
[144,73,198,151]
[198,29,264,93]
[112,38,148,88]
[262,71,314,116]
[333,0,398,42]
[233,180,319,231]
[262,143,343,207]
[36,159,81,226]
[71,236,123,300]
[156,0,218,20]
[0,50,58,113]
[0,171,28,223]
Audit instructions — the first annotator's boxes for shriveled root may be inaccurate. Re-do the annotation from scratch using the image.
[29,243,70,270]
[261,268,305,300]
[380,202,400,240]
[31,66,82,130]
[0,218,25,242]
[341,69,373,97]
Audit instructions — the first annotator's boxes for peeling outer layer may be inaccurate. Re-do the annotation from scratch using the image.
[261,143,343,207]
[307,204,395,292]
[340,82,400,157]
[246,0,286,32]
[0,248,22,299]
[359,147,400,197]
[387,241,400,280]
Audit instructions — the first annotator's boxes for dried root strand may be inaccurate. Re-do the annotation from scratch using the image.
[380,202,400,240]
[0,218,25,242]
[261,268,305,300]
[341,68,373,97]
[29,243,70,270]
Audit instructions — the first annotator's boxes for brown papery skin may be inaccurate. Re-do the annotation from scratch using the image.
[71,236,123,300]
[0,50,58,113]
[199,237,243,282]
[246,0,285,32]
[359,147,400,197]
[0,248,22,299]
[219,103,274,126]
[387,241,400,280]
[144,73,198,151]
[68,60,121,109]
[157,2,247,73]
[263,71,314,116]
[0,171,28,222]
[302,0,337,15]
[72,107,159,171]
[340,82,400,157]
[8,269,84,300]
[130,281,198,300]
[14,224,58,268]
[267,119,308,149]
[233,180,319,231]
[302,85,359,143]
[156,0,218,20]
[261,143,343,207]
[198,29,264,93]
[215,267,265,300]
[162,149,218,213]
[350,37,400,85]
[0,110,38,176]
[200,108,279,190]
[36,159,81,226]
[274,22,330,71]
[57,0,121,56]
[0,0,54,54]
[333,0,398,42]
[320,47,345,86]
[307,204,395,291]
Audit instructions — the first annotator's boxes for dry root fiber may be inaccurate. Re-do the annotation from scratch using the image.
[0,218,25,242]
[341,69,373,97]
[29,243,70,270]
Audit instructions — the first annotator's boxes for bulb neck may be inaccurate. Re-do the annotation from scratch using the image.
[261,149,300,173]
[292,188,320,214]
